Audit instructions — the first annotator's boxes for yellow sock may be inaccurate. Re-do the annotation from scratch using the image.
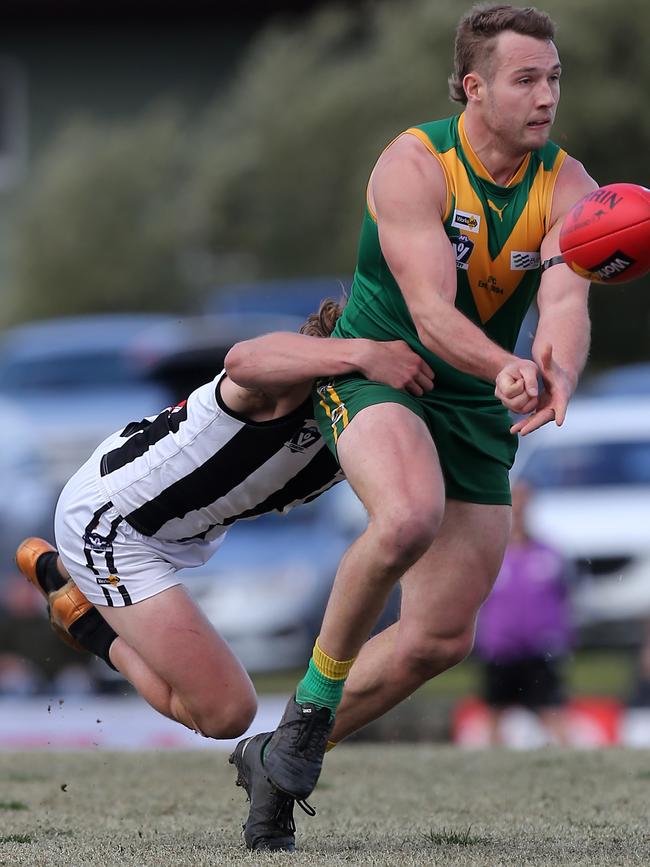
[295,638,355,714]
[312,637,355,680]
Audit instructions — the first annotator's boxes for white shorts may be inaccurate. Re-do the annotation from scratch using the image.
[54,453,227,608]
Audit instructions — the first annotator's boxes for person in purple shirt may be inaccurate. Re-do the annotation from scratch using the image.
[474,480,574,744]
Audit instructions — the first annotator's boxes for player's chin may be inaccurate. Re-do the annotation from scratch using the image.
[524,121,552,145]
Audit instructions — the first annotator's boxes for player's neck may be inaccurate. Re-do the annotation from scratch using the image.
[461,111,528,187]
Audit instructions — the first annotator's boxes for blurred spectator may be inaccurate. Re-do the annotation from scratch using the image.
[51,663,97,696]
[474,481,574,745]
[0,653,44,696]
[628,617,650,708]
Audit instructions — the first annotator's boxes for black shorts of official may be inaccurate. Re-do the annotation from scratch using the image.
[482,656,567,710]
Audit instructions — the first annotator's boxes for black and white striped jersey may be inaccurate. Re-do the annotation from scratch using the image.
[95,371,344,542]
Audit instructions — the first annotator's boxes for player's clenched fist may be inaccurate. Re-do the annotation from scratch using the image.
[510,345,573,437]
[494,357,540,415]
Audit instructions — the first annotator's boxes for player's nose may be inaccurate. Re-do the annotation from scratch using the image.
[536,80,557,108]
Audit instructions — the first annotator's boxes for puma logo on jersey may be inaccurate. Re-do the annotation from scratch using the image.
[451,209,481,234]
[488,200,508,221]
[286,425,320,453]
[510,251,541,270]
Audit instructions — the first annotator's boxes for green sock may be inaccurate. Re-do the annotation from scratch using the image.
[295,659,345,718]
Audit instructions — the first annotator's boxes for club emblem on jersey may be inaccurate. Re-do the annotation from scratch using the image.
[510,251,541,270]
[286,425,320,453]
[84,531,113,553]
[451,234,474,270]
[451,209,481,234]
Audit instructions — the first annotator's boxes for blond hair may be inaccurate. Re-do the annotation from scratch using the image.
[299,297,346,338]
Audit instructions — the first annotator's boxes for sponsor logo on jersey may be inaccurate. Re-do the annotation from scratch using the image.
[451,209,481,234]
[478,275,503,295]
[286,425,321,453]
[588,250,636,281]
[97,574,121,586]
[451,234,475,270]
[510,251,541,270]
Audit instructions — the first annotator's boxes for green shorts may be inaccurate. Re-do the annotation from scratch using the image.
[313,376,517,505]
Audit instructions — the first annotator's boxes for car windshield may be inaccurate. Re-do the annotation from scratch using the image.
[0,351,142,390]
[519,440,650,488]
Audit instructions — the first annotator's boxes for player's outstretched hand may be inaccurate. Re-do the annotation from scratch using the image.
[495,357,539,415]
[362,339,434,396]
[510,344,572,436]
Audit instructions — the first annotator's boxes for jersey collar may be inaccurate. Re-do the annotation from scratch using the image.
[458,112,530,188]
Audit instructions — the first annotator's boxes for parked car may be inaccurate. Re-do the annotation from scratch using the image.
[0,396,54,571]
[580,362,650,398]
[512,395,650,645]
[0,311,303,493]
[206,276,352,319]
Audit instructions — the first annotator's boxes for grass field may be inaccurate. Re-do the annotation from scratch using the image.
[0,746,648,866]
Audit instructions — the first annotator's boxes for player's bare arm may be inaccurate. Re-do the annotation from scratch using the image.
[511,156,598,436]
[222,331,434,419]
[371,133,539,413]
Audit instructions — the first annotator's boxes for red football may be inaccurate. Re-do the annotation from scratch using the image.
[559,182,650,283]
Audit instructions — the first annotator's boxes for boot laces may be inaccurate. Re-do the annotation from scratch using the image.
[273,796,296,834]
[273,794,316,835]
[295,707,331,756]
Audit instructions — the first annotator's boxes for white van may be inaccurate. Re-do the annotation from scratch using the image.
[512,396,650,643]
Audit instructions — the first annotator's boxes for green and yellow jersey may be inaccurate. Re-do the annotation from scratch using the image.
[333,112,566,398]
[317,113,567,503]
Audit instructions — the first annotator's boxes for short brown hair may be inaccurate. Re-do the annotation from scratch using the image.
[299,297,346,337]
[448,4,556,104]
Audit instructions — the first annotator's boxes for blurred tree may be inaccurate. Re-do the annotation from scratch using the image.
[186,1,461,283]
[6,0,650,365]
[6,105,193,321]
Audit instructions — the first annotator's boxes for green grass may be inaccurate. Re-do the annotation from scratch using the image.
[422,826,484,846]
[0,834,33,844]
[0,747,648,866]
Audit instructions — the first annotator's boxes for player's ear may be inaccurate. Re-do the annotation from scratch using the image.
[463,71,484,104]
